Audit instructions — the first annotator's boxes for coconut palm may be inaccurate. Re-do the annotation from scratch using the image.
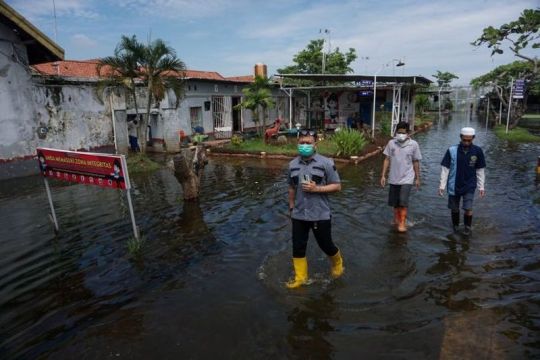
[138,38,186,152]
[98,35,186,153]
[96,35,144,121]
[236,75,275,135]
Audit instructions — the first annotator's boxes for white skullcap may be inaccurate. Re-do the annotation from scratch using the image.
[460,127,475,136]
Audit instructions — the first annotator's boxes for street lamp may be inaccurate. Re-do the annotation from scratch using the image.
[371,59,407,138]
[392,59,405,76]
[319,28,330,73]
[360,56,370,73]
[371,63,388,138]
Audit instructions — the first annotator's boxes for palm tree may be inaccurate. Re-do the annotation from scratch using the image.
[97,35,144,122]
[98,35,186,153]
[138,38,186,152]
[236,75,275,135]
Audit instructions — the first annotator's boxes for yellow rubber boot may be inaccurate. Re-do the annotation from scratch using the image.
[329,250,344,278]
[286,257,308,288]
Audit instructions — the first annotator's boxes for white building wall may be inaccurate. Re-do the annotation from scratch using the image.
[0,23,36,161]
[32,83,114,152]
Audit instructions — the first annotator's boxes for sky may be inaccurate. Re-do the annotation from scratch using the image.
[6,0,539,85]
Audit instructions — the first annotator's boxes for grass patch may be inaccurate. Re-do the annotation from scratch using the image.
[415,113,435,127]
[127,235,145,257]
[493,125,540,142]
[224,138,298,155]
[522,114,540,120]
[220,137,342,157]
[127,153,161,174]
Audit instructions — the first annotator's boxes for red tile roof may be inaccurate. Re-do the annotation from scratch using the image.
[32,59,104,78]
[225,75,254,83]
[31,59,253,83]
[183,70,225,81]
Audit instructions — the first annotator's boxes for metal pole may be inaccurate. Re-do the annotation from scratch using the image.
[307,91,311,129]
[109,95,119,154]
[125,189,139,240]
[506,78,514,134]
[499,101,502,125]
[485,95,490,130]
[44,178,59,232]
[438,86,442,116]
[289,90,293,129]
[120,155,139,240]
[371,75,377,138]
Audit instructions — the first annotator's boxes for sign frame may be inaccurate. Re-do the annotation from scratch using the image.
[36,147,139,240]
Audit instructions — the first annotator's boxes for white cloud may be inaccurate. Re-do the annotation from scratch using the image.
[71,34,98,48]
[6,0,537,83]
[7,0,99,20]
[236,0,537,84]
[115,0,244,19]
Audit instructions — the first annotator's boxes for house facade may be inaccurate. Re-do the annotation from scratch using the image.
[0,1,65,178]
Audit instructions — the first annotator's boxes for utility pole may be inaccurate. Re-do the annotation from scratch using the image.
[506,78,514,134]
[320,29,330,73]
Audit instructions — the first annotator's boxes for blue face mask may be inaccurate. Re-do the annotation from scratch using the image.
[298,144,315,157]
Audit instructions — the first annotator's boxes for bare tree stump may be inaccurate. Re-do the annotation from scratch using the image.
[169,145,208,201]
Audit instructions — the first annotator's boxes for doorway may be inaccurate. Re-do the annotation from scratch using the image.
[232,97,241,132]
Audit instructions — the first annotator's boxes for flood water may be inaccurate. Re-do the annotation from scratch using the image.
[1,111,539,359]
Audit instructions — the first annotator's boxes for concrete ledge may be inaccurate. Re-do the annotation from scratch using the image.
[207,122,433,165]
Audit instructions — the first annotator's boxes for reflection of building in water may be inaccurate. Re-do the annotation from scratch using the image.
[287,292,337,358]
[426,238,472,310]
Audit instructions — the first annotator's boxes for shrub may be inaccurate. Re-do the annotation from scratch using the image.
[127,153,161,173]
[331,128,367,157]
[230,134,243,146]
[415,94,430,114]
[376,111,392,136]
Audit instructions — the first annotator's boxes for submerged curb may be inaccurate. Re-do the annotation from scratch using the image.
[207,122,433,165]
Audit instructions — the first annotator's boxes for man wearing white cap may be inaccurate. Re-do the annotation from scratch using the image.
[439,127,486,235]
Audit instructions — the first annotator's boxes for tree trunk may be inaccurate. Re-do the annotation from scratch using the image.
[261,105,267,134]
[141,78,153,153]
[169,144,208,201]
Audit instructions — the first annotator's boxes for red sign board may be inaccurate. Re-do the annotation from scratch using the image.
[36,148,130,190]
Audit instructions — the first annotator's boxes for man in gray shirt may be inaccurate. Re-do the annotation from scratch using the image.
[380,122,422,232]
[286,129,343,288]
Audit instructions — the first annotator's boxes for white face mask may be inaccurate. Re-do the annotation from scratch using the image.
[396,133,408,142]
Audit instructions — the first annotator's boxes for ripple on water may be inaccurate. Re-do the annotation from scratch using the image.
[0,116,539,358]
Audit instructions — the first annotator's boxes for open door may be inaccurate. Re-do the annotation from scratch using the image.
[232,97,241,132]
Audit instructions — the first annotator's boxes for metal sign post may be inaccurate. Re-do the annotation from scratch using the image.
[120,155,139,240]
[36,148,139,240]
[43,178,59,232]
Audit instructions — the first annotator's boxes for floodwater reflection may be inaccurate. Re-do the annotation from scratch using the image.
[0,113,539,358]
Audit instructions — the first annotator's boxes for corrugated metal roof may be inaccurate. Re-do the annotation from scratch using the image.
[276,73,432,85]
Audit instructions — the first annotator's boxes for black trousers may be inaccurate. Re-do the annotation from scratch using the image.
[292,218,338,258]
